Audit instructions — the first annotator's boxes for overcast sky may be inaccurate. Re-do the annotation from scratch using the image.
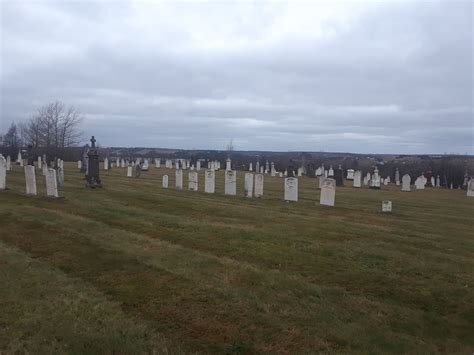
[1,0,472,154]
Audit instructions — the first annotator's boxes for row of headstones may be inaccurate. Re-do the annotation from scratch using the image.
[155,169,338,206]
[0,155,59,198]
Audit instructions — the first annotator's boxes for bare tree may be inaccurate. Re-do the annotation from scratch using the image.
[21,101,83,158]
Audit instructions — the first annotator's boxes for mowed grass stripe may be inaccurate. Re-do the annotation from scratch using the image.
[0,241,172,353]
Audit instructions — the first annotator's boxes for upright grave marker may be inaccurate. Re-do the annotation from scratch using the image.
[225,170,237,195]
[176,169,183,190]
[254,174,264,197]
[467,179,474,197]
[0,155,6,190]
[284,177,298,202]
[205,169,215,193]
[402,174,411,192]
[353,170,361,188]
[162,175,169,188]
[25,165,37,195]
[188,171,198,191]
[85,136,102,188]
[46,168,59,198]
[320,178,336,206]
[244,173,254,198]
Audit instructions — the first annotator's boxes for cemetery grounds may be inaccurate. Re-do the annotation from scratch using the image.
[0,162,473,353]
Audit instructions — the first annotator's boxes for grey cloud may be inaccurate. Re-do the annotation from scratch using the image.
[1,0,472,154]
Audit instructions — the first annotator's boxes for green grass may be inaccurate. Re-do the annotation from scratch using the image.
[1,163,473,353]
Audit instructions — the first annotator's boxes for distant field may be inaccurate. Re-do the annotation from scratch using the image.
[1,163,473,353]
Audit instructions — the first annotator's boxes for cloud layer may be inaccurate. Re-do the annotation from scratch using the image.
[1,0,472,153]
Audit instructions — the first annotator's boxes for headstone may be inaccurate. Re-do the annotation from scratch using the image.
[431,176,435,187]
[85,136,102,188]
[335,166,344,186]
[382,200,392,212]
[254,174,264,197]
[353,170,361,188]
[37,156,42,170]
[196,161,201,171]
[415,176,425,190]
[46,168,59,198]
[6,156,11,171]
[17,151,22,163]
[320,178,336,206]
[370,176,381,189]
[42,162,47,176]
[466,179,474,197]
[346,169,354,180]
[401,174,411,192]
[260,166,264,174]
[436,175,441,188]
[256,161,260,172]
[162,174,169,188]
[297,167,302,177]
[249,162,253,172]
[121,159,125,168]
[188,171,198,191]
[328,166,334,177]
[0,155,6,190]
[318,176,324,189]
[205,169,215,193]
[226,158,231,171]
[25,165,37,195]
[284,177,298,202]
[127,166,133,177]
[395,168,400,185]
[244,173,254,198]
[104,157,109,170]
[175,169,183,190]
[142,159,149,171]
[225,170,237,195]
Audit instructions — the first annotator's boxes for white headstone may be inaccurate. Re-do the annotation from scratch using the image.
[104,158,109,170]
[224,170,237,195]
[415,176,425,190]
[431,176,435,187]
[121,159,125,168]
[46,168,59,198]
[284,177,298,202]
[78,160,82,170]
[328,166,334,177]
[401,174,411,192]
[346,169,355,180]
[249,162,253,172]
[382,200,392,212]
[244,173,254,198]
[254,174,264,197]
[467,179,474,197]
[162,174,169,188]
[42,162,47,176]
[196,161,201,171]
[188,171,198,191]
[226,158,231,171]
[0,155,6,190]
[6,156,11,171]
[176,169,183,190]
[320,178,336,206]
[318,176,324,189]
[260,166,264,174]
[25,165,37,195]
[37,156,42,169]
[353,170,361,188]
[127,166,133,177]
[205,169,215,193]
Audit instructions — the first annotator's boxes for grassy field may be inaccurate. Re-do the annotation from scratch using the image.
[0,163,473,353]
